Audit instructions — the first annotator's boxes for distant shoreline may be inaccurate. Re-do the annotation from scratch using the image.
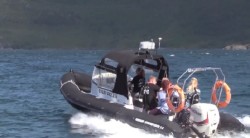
[0,47,227,51]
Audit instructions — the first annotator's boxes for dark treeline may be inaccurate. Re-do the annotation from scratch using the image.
[1,0,250,49]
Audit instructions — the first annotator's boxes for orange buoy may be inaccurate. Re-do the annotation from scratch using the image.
[167,85,185,113]
[211,80,231,108]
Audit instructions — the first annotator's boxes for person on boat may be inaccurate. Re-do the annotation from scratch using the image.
[131,67,145,97]
[148,78,173,115]
[143,76,160,111]
[186,77,201,106]
[186,77,200,93]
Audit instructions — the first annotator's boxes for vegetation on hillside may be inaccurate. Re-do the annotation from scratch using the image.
[1,0,250,49]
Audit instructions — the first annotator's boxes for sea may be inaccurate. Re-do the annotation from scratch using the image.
[0,49,249,138]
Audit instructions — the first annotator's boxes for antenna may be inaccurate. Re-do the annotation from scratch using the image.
[158,37,162,49]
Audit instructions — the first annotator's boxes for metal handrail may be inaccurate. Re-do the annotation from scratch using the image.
[176,67,226,104]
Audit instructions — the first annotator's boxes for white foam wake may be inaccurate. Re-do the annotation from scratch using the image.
[216,115,250,138]
[69,112,172,138]
[238,115,250,128]
[69,112,250,138]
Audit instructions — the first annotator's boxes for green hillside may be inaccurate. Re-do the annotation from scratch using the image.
[1,0,250,49]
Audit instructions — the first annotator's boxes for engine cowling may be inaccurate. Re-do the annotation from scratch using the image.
[189,103,220,137]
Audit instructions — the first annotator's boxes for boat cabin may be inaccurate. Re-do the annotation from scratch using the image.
[90,48,169,106]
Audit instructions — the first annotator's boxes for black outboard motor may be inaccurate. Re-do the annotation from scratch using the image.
[175,109,191,128]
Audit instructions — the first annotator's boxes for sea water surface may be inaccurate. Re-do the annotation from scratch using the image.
[0,49,250,138]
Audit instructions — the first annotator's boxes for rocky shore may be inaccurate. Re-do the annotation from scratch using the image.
[224,44,250,50]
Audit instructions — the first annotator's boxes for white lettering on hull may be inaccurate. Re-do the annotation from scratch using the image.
[99,89,117,98]
[135,118,164,130]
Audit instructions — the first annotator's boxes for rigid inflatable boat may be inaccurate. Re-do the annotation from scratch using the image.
[60,41,245,137]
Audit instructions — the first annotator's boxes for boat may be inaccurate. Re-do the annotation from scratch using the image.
[60,41,245,137]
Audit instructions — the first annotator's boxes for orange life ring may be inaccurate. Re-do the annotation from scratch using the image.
[167,85,185,113]
[211,80,231,108]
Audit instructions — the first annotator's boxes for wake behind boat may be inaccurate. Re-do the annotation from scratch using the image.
[60,41,245,137]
